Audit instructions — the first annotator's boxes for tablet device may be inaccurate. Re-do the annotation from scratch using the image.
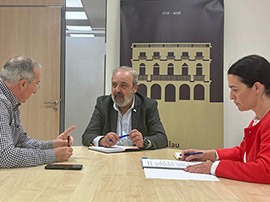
[45,164,83,170]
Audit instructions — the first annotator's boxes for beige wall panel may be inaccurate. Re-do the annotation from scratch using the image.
[0,0,63,6]
[0,7,62,140]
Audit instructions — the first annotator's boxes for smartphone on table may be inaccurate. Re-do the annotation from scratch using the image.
[45,164,83,170]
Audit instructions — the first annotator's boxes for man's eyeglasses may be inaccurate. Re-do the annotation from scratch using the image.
[35,83,40,90]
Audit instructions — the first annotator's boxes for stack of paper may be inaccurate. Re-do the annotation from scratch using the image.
[141,158,219,181]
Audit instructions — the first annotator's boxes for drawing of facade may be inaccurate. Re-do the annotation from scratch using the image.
[131,43,212,102]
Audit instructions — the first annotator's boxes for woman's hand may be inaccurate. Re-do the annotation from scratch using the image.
[184,161,213,174]
[181,149,217,162]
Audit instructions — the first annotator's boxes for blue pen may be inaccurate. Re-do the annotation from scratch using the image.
[109,134,129,142]
[184,152,203,156]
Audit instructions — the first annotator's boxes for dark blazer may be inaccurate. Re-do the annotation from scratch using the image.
[82,92,168,149]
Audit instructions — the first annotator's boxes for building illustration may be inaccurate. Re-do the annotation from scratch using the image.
[131,43,212,102]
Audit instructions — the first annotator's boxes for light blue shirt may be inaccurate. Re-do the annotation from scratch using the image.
[113,97,135,146]
[92,96,135,146]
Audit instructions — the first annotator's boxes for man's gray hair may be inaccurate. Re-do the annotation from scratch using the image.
[0,56,41,84]
[112,66,138,87]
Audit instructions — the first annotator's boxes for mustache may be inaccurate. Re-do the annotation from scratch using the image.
[113,92,124,98]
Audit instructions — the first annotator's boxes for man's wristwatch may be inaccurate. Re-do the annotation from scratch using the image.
[143,137,152,149]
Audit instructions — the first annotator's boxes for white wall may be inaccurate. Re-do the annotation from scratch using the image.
[66,37,105,146]
[106,0,270,148]
[105,0,120,95]
[224,0,270,147]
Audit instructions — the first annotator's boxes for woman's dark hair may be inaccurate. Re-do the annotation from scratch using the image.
[228,54,270,96]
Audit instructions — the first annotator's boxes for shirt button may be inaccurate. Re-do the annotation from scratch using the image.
[249,131,252,135]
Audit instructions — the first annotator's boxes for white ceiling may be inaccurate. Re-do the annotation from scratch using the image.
[66,0,106,37]
[82,0,106,29]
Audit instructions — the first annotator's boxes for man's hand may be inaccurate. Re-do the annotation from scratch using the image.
[129,129,144,148]
[54,147,73,162]
[53,126,76,148]
[99,132,120,147]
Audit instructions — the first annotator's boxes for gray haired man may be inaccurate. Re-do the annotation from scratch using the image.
[0,56,76,168]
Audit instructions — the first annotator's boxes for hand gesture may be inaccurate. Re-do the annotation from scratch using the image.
[53,125,76,148]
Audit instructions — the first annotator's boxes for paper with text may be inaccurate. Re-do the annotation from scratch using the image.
[141,158,201,170]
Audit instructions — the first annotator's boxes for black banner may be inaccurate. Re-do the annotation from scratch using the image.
[120,0,224,102]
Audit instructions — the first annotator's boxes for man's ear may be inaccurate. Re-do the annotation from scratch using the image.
[18,79,27,90]
[133,84,138,93]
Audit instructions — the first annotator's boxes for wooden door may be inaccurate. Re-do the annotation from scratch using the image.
[0,6,62,140]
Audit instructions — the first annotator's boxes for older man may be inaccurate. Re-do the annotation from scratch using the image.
[82,66,167,149]
[0,56,75,168]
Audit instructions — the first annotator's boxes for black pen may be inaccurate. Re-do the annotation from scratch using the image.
[68,136,70,147]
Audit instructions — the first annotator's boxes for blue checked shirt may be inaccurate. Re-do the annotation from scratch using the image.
[0,79,56,168]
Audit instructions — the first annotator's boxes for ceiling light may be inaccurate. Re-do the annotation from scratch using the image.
[66,0,83,8]
[66,12,87,20]
[70,34,95,38]
[67,26,92,31]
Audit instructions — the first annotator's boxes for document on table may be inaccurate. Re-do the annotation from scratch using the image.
[142,159,219,181]
[88,145,139,153]
[141,158,202,170]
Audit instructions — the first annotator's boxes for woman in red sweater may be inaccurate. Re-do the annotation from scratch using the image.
[182,54,270,184]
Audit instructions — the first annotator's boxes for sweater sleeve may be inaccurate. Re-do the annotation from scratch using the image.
[215,123,270,184]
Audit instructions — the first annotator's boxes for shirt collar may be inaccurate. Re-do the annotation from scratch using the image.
[113,95,135,113]
[0,79,21,109]
[252,118,260,126]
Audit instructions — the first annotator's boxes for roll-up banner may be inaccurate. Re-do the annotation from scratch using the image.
[120,0,224,149]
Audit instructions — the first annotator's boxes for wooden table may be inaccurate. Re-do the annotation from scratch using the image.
[1,146,269,202]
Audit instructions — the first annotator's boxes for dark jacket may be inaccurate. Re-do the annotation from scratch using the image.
[82,92,168,149]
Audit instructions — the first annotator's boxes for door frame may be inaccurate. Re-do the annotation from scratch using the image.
[60,5,65,133]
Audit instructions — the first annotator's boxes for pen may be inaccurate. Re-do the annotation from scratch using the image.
[89,143,95,147]
[109,134,129,142]
[68,136,70,147]
[184,152,203,156]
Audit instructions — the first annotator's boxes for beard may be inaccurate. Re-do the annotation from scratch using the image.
[112,91,133,107]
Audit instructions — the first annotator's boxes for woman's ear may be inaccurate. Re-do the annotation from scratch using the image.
[253,82,265,95]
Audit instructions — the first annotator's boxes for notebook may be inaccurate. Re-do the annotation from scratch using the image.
[88,145,139,153]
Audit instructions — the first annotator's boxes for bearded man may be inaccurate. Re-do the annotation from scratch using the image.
[82,66,167,149]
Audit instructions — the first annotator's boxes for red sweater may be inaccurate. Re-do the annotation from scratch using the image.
[216,111,270,184]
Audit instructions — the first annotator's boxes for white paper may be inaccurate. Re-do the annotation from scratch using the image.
[88,145,139,153]
[141,158,202,170]
[144,168,219,181]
